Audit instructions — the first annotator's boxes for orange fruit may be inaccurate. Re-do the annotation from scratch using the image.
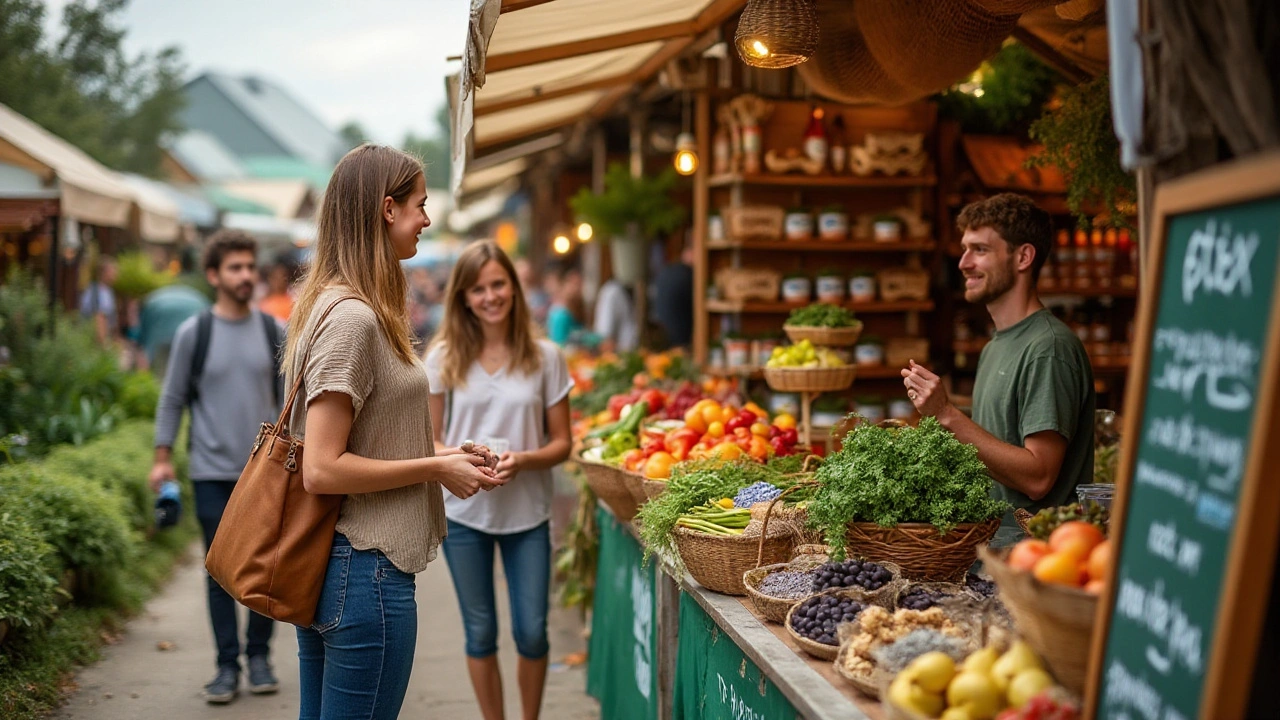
[1033,551,1085,586]
[711,442,744,461]
[744,402,769,421]
[750,422,771,437]
[1049,521,1105,559]
[644,451,675,480]
[1086,539,1112,582]
[702,404,724,427]
[1008,539,1051,572]
[706,421,726,439]
[1084,579,1106,595]
[772,413,797,431]
[684,406,708,435]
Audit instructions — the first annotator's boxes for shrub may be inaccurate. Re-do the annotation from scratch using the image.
[39,420,168,532]
[117,372,160,420]
[0,511,60,629]
[0,465,136,603]
[112,252,172,300]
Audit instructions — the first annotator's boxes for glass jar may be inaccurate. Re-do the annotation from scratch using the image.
[815,274,845,303]
[725,338,752,369]
[854,342,885,366]
[784,211,814,241]
[1076,483,1115,510]
[781,276,812,303]
[848,275,877,303]
[817,211,848,241]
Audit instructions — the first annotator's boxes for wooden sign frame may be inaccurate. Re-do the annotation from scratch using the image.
[1086,150,1280,719]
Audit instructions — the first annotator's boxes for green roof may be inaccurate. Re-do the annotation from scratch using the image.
[204,187,275,215]
[242,155,333,190]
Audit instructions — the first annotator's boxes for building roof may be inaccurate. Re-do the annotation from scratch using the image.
[241,155,333,191]
[165,129,248,182]
[217,179,316,219]
[189,73,346,170]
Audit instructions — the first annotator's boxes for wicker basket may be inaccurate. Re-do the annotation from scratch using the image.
[844,518,1001,582]
[785,586,897,661]
[878,267,930,302]
[782,322,864,347]
[623,469,649,508]
[741,556,827,623]
[716,267,781,302]
[885,337,930,367]
[674,524,793,596]
[1015,508,1035,535]
[642,479,668,501]
[577,456,641,522]
[764,365,857,392]
[978,546,1097,694]
[723,205,785,241]
[834,641,892,698]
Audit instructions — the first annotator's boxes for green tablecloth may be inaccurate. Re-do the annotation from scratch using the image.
[586,507,658,719]
[673,592,800,720]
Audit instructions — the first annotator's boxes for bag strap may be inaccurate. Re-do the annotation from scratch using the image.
[258,310,284,406]
[273,294,361,432]
[187,309,215,406]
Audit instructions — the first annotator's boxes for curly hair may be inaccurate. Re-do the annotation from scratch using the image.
[202,229,258,272]
[956,193,1052,280]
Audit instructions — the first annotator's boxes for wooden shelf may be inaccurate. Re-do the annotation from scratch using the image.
[707,299,935,314]
[1038,283,1139,299]
[953,339,990,354]
[708,239,936,253]
[709,172,937,189]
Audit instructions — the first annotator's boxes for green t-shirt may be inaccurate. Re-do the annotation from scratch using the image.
[973,308,1096,525]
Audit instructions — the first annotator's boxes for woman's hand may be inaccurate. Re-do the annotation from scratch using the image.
[494,451,523,482]
[437,453,505,500]
[434,445,467,457]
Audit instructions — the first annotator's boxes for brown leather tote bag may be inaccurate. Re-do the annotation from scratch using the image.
[205,295,357,627]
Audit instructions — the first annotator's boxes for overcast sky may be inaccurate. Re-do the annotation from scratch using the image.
[42,0,470,145]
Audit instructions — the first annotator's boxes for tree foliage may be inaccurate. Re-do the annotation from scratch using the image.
[0,0,186,176]
[401,104,451,188]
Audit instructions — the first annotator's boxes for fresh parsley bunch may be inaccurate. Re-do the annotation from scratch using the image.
[785,303,859,328]
[807,417,1008,558]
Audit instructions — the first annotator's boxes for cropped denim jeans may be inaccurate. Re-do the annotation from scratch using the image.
[441,519,551,660]
[296,534,417,720]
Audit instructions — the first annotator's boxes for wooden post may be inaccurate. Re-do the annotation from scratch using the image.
[629,108,651,347]
[654,569,681,720]
[693,89,711,364]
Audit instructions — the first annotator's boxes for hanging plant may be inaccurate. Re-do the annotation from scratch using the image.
[569,163,687,241]
[1027,75,1137,228]
[936,42,1061,135]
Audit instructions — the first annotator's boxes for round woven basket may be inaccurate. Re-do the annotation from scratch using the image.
[1014,507,1035,535]
[978,546,1097,694]
[577,456,640,522]
[783,322,864,347]
[833,640,890,698]
[785,586,897,661]
[845,518,1001,582]
[642,479,668,501]
[797,0,917,105]
[674,524,793,596]
[764,365,857,392]
[741,556,827,624]
[623,469,649,508]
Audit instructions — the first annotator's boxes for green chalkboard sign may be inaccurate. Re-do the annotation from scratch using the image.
[1088,153,1280,720]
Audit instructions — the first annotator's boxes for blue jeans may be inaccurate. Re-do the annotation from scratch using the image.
[296,534,417,720]
[441,519,551,659]
[195,480,275,671]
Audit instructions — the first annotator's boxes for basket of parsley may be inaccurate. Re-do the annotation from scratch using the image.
[807,417,1008,581]
[783,303,864,346]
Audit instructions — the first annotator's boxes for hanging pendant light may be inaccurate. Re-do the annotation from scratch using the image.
[673,93,699,176]
[735,0,819,69]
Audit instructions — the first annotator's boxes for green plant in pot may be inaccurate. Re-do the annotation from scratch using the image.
[569,163,686,285]
[113,252,173,300]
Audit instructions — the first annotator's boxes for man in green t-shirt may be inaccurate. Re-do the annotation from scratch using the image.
[900,193,1095,537]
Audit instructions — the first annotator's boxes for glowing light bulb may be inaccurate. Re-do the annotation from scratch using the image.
[553,234,571,254]
[751,40,769,57]
[973,87,985,97]
[673,132,698,176]
[576,222,593,242]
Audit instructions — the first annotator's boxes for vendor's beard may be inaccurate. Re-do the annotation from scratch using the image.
[964,261,1016,305]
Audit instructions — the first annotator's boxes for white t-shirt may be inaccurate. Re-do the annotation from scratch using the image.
[593,279,638,352]
[425,339,574,534]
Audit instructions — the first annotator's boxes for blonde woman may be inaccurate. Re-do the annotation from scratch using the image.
[284,145,501,720]
[425,241,573,720]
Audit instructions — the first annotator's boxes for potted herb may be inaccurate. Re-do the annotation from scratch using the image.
[784,207,814,241]
[569,163,687,284]
[814,266,845,303]
[780,271,812,304]
[817,205,849,241]
[813,396,849,427]
[848,268,878,303]
[872,213,902,243]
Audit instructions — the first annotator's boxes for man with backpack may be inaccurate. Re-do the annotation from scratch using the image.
[150,229,284,704]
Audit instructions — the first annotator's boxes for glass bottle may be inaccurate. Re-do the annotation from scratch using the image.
[803,105,829,167]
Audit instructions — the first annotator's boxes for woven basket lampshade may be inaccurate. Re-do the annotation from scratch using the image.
[735,0,819,69]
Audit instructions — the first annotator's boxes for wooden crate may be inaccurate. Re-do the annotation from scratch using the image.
[723,205,784,241]
[715,267,781,302]
[878,267,930,301]
[886,337,930,367]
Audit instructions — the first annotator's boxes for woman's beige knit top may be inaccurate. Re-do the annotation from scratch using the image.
[288,289,446,574]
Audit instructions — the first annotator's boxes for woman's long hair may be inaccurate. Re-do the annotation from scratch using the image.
[283,144,421,372]
[429,240,541,389]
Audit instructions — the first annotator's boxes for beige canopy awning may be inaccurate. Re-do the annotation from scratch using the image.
[0,102,140,229]
[451,0,746,193]
[217,179,316,219]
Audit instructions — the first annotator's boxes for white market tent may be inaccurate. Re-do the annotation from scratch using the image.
[450,0,746,194]
[0,102,180,242]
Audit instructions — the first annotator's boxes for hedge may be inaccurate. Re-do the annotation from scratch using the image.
[0,419,197,720]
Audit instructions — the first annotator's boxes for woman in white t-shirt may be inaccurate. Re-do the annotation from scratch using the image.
[425,241,573,720]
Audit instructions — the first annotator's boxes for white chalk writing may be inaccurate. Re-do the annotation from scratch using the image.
[1182,219,1258,304]
[1151,329,1259,411]
[1104,660,1164,720]
[717,674,767,720]
[631,564,653,700]
[1145,414,1245,493]
[1115,576,1204,675]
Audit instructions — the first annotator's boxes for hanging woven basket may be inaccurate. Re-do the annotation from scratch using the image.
[735,0,820,69]
[798,0,918,106]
